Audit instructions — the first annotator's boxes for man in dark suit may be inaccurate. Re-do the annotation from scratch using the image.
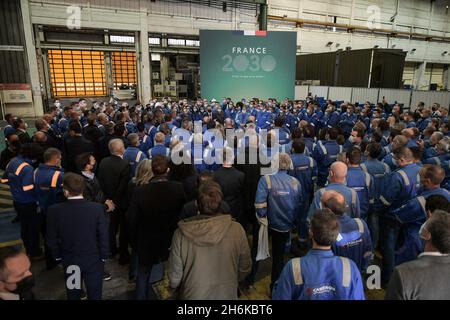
[46,173,109,300]
[235,140,267,288]
[63,122,95,172]
[97,138,131,264]
[13,117,31,144]
[127,155,186,300]
[214,147,245,224]
[34,119,58,149]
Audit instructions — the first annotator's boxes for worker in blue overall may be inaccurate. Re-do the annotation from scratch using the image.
[339,105,358,138]
[272,209,365,300]
[255,153,302,292]
[312,127,344,187]
[2,144,41,259]
[361,142,391,247]
[288,139,317,248]
[321,190,372,273]
[123,133,148,178]
[148,132,170,159]
[379,146,422,287]
[382,135,408,171]
[345,147,374,220]
[136,122,152,154]
[309,161,361,219]
[34,148,65,269]
[389,165,450,266]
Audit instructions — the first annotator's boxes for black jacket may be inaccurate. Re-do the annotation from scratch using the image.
[63,135,95,172]
[97,155,130,211]
[214,166,245,220]
[83,125,104,145]
[46,199,109,261]
[127,176,186,266]
[235,147,265,224]
[96,133,114,163]
[0,147,16,170]
[16,129,31,144]
[81,174,105,204]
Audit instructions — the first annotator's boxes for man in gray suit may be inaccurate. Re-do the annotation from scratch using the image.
[385,210,450,300]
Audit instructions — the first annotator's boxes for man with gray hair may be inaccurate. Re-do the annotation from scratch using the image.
[385,210,450,300]
[124,133,148,177]
[214,146,245,224]
[98,138,131,264]
[423,131,444,159]
[148,132,170,159]
[255,152,302,292]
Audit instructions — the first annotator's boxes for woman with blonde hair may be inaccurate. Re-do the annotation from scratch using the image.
[133,159,153,186]
[126,159,152,282]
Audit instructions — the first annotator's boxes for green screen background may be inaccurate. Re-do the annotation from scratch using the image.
[200,30,296,102]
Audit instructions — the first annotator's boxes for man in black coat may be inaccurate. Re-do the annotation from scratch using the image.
[214,147,245,224]
[235,143,270,287]
[34,119,58,149]
[63,122,95,172]
[96,122,115,163]
[13,117,31,144]
[46,173,109,300]
[127,155,186,300]
[97,138,130,264]
[83,113,104,145]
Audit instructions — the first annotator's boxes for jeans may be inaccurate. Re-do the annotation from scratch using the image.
[379,216,401,287]
[136,264,153,300]
[136,263,163,300]
[13,201,41,257]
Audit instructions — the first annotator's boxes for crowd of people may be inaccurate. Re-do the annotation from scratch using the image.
[0,94,449,300]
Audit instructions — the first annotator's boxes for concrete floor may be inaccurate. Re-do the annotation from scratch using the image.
[23,232,384,300]
[0,170,384,300]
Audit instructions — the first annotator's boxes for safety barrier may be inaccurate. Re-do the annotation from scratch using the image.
[295,85,450,110]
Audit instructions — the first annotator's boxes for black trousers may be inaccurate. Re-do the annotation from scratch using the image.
[245,219,260,286]
[63,257,104,300]
[13,201,41,257]
[270,229,290,290]
[41,208,57,269]
[108,208,129,259]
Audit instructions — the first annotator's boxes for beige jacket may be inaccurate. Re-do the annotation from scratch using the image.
[168,214,251,300]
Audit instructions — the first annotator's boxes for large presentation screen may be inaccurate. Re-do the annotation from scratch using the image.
[200,30,296,102]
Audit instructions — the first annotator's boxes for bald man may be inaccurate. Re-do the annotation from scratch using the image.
[98,138,131,264]
[382,135,408,171]
[149,132,170,159]
[322,190,373,272]
[308,161,361,219]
